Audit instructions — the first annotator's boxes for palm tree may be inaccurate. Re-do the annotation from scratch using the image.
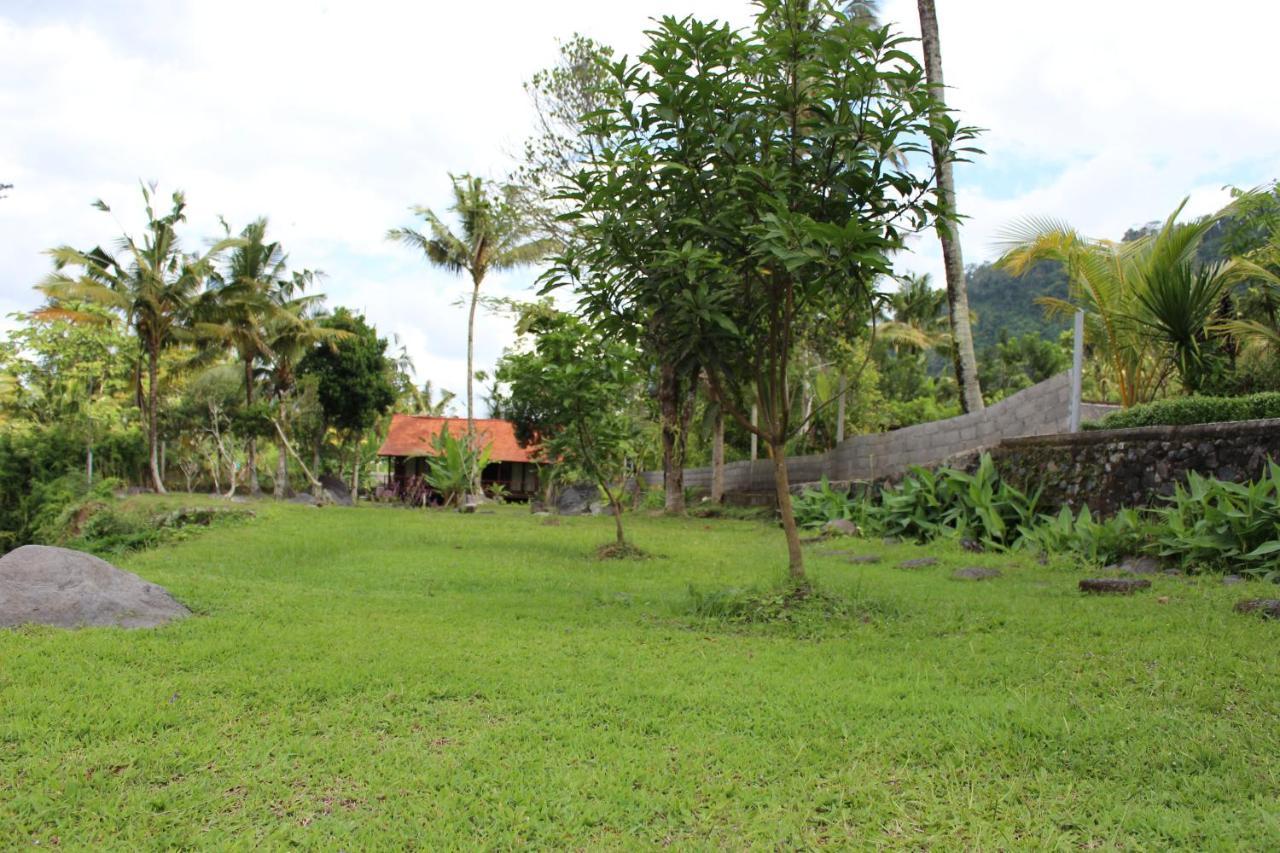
[263,293,344,498]
[997,198,1241,404]
[876,272,951,352]
[916,0,984,413]
[197,218,291,495]
[37,183,236,492]
[387,175,551,441]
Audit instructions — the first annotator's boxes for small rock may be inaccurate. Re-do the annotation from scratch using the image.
[1156,596,1170,604]
[952,567,1001,581]
[959,538,984,553]
[1162,569,1181,577]
[1223,575,1245,586]
[882,536,902,546]
[1117,556,1161,575]
[846,555,882,565]
[1234,599,1280,619]
[897,558,938,570]
[1079,578,1151,595]
[823,518,859,537]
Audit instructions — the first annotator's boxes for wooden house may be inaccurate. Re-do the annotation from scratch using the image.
[376,415,542,503]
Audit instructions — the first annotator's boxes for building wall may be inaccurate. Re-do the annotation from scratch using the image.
[641,372,1120,493]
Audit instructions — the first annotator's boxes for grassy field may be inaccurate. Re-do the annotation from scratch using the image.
[2,499,1278,848]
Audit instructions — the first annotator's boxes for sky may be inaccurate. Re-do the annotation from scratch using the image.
[3,0,1279,416]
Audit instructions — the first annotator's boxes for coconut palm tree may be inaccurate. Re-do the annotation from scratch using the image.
[197,218,292,494]
[387,175,551,441]
[37,183,236,492]
[917,0,984,413]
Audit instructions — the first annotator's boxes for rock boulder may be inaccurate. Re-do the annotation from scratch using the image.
[0,545,189,629]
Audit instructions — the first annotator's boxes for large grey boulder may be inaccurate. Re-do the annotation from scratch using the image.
[0,545,189,629]
[556,484,599,516]
[319,475,353,506]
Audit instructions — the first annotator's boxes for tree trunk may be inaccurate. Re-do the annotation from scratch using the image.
[146,346,166,493]
[769,439,805,582]
[710,410,725,504]
[466,276,481,495]
[917,0,984,414]
[275,437,289,498]
[244,361,261,495]
[659,362,686,514]
[86,440,94,487]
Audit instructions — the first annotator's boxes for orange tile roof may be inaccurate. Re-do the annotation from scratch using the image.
[376,415,541,463]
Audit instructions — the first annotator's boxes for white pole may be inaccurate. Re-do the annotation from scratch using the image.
[1070,309,1084,432]
[750,404,758,461]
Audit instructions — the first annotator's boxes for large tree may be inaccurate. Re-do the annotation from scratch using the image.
[550,1,973,580]
[297,308,395,496]
[37,183,236,492]
[917,0,984,413]
[387,175,550,444]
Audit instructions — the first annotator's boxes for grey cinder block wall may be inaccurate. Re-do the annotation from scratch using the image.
[642,372,1119,494]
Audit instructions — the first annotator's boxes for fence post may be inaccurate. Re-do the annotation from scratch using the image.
[1069,309,1084,433]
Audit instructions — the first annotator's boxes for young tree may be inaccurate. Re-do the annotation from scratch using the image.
[917,0,984,413]
[297,308,396,496]
[497,309,644,547]
[387,175,551,443]
[37,183,237,492]
[549,1,973,580]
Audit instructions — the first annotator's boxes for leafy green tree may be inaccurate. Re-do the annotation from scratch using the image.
[978,331,1069,401]
[297,308,395,496]
[36,183,236,492]
[387,175,551,441]
[497,310,644,547]
[550,1,971,578]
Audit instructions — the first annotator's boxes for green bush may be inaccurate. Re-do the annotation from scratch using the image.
[874,454,1040,550]
[1086,391,1280,430]
[1016,506,1153,565]
[1151,464,1280,580]
[792,477,875,531]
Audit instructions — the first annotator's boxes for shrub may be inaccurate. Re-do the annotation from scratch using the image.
[1017,506,1153,565]
[1151,464,1280,580]
[874,454,1040,550]
[792,477,875,531]
[1086,391,1280,430]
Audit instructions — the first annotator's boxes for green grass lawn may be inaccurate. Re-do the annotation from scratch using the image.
[2,500,1278,848]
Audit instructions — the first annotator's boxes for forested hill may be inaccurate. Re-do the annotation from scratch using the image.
[965,260,1069,350]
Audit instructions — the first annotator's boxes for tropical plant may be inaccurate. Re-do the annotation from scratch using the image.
[1152,465,1280,580]
[423,429,492,509]
[36,183,238,492]
[793,477,876,531]
[997,198,1242,404]
[387,175,551,442]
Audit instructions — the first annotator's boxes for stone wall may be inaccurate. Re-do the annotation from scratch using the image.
[991,418,1280,515]
[643,372,1119,493]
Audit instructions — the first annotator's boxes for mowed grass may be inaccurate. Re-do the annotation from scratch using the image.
[2,500,1279,848]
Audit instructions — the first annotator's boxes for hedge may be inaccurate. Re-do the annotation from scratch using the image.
[1085,391,1280,430]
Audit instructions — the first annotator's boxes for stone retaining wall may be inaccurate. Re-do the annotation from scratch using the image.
[990,418,1280,515]
[643,372,1118,493]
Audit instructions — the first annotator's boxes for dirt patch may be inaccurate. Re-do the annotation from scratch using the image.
[1079,578,1151,595]
[595,542,649,560]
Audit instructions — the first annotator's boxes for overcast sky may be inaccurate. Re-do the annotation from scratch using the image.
[3,1,1278,415]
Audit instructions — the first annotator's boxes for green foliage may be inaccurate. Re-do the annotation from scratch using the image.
[497,309,645,543]
[684,582,868,634]
[792,477,874,531]
[1086,391,1280,430]
[1016,506,1152,566]
[978,331,1069,402]
[875,455,1040,550]
[298,308,396,436]
[423,430,492,508]
[1152,465,1280,580]
[966,260,1070,350]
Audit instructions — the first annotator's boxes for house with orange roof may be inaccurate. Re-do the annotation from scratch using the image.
[376,414,543,503]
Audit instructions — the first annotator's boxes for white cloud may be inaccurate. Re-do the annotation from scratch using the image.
[3,0,1278,401]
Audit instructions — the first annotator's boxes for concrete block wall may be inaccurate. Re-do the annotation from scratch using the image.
[643,372,1120,493]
